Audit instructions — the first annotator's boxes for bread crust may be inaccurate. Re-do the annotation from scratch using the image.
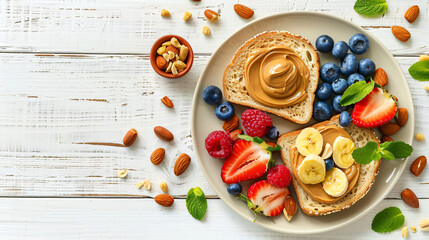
[277,115,381,216]
[222,31,320,124]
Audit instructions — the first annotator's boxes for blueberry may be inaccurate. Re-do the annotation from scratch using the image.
[320,63,340,83]
[349,33,369,54]
[339,111,352,127]
[266,126,279,140]
[313,101,333,121]
[315,35,334,53]
[227,183,242,195]
[332,41,349,59]
[339,53,358,77]
[325,159,334,171]
[358,58,376,77]
[332,78,348,94]
[202,85,223,105]
[215,102,235,121]
[316,83,333,100]
[347,73,365,86]
[332,95,348,112]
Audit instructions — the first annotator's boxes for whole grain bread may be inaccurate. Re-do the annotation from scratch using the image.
[277,115,381,216]
[223,31,319,124]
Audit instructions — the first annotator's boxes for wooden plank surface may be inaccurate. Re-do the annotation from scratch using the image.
[0,0,427,55]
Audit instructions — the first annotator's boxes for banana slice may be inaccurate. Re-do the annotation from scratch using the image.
[296,127,323,156]
[321,143,333,159]
[297,154,326,184]
[332,136,356,169]
[322,167,349,197]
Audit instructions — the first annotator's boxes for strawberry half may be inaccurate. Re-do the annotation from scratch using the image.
[221,139,273,184]
[238,180,290,218]
[352,87,397,128]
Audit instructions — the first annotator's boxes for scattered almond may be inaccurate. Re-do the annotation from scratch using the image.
[123,128,138,146]
[410,155,427,177]
[419,219,429,231]
[150,148,165,165]
[415,133,425,141]
[391,26,411,42]
[222,115,239,132]
[183,11,192,21]
[161,9,171,17]
[160,181,169,192]
[234,4,254,19]
[404,5,419,23]
[136,182,144,189]
[161,96,174,108]
[401,226,409,238]
[373,68,388,87]
[118,169,128,178]
[204,9,219,22]
[381,135,394,143]
[154,194,174,207]
[283,196,297,221]
[154,126,174,142]
[174,153,191,176]
[230,129,243,142]
[379,122,401,136]
[143,179,151,190]
[420,55,429,61]
[401,188,419,208]
[202,26,211,35]
[396,108,408,127]
[410,226,417,233]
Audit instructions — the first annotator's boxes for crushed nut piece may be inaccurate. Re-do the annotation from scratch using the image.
[410,226,417,233]
[157,46,166,55]
[202,26,211,35]
[161,9,171,17]
[136,182,144,189]
[415,133,425,141]
[160,181,169,192]
[118,169,128,178]
[143,179,151,190]
[183,11,192,21]
[401,226,408,238]
[425,85,429,91]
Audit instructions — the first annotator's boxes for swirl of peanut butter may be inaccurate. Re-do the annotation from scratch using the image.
[244,46,310,108]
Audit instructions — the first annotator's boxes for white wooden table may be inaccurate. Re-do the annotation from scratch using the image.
[0,0,428,239]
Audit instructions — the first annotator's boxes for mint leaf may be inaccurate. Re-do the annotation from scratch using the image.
[186,187,207,220]
[372,207,404,233]
[340,80,374,106]
[352,141,379,164]
[380,150,395,160]
[354,0,388,17]
[380,141,413,158]
[408,60,429,81]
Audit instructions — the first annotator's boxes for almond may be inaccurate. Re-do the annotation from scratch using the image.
[381,135,394,143]
[156,56,168,70]
[204,9,219,22]
[396,108,408,127]
[283,196,297,221]
[154,194,174,207]
[410,155,427,177]
[222,115,239,132]
[230,129,243,142]
[150,148,165,165]
[234,4,254,19]
[161,96,174,108]
[165,45,179,56]
[266,142,277,148]
[391,26,411,42]
[373,68,388,87]
[154,126,174,142]
[401,188,419,208]
[174,153,191,176]
[123,128,138,146]
[379,122,401,136]
[404,5,419,23]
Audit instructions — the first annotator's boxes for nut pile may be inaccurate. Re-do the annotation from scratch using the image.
[156,37,189,75]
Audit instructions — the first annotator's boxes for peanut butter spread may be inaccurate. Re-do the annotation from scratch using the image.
[290,124,360,203]
[244,46,310,108]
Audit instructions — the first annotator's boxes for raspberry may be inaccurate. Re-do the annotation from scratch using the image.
[267,165,291,188]
[241,109,273,137]
[205,131,233,159]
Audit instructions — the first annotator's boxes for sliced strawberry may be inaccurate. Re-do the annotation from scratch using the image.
[352,87,397,128]
[221,139,272,184]
[238,180,290,217]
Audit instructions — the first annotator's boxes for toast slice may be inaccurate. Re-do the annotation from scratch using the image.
[223,31,319,124]
[277,115,381,216]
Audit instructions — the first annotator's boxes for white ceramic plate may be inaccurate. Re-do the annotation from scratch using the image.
[191,12,414,234]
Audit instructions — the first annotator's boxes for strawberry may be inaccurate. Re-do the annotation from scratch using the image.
[221,139,273,184]
[352,87,397,128]
[238,180,290,218]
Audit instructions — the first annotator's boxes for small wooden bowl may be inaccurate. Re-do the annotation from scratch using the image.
[150,35,194,78]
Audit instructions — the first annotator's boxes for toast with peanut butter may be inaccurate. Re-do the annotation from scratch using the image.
[223,31,319,124]
[277,115,381,216]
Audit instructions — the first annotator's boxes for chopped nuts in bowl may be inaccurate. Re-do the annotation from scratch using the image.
[150,35,194,78]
